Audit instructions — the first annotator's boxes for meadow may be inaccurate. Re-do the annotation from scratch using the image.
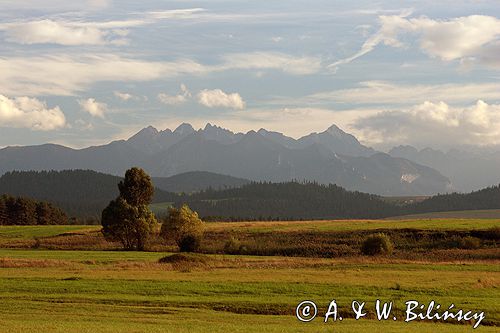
[0,219,498,332]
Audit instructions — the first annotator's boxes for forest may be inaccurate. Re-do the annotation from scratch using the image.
[0,194,68,225]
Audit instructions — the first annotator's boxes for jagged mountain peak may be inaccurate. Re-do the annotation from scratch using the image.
[174,123,195,135]
[325,124,345,136]
[127,125,159,142]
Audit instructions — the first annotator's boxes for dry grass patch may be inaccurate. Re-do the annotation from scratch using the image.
[0,257,77,268]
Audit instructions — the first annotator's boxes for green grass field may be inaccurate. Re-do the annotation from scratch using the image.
[203,218,500,233]
[0,218,496,242]
[0,225,98,239]
[0,219,498,332]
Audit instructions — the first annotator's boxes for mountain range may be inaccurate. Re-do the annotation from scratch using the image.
[389,146,500,192]
[0,123,454,195]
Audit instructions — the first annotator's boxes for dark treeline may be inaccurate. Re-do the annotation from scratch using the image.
[0,170,176,220]
[170,181,402,220]
[0,194,68,225]
[411,185,500,213]
[169,182,500,221]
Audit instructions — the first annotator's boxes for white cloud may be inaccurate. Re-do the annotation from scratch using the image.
[0,46,327,97]
[0,94,66,130]
[145,8,206,20]
[113,91,137,101]
[0,54,208,96]
[1,19,128,46]
[1,0,112,11]
[0,8,209,46]
[329,14,500,70]
[0,51,316,96]
[158,84,191,105]
[354,100,500,147]
[306,81,500,105]
[78,98,107,118]
[220,52,322,75]
[198,89,245,110]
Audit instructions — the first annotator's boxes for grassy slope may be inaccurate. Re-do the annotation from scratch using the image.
[0,249,498,332]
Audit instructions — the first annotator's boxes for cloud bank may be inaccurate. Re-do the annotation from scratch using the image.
[307,81,500,105]
[329,14,500,70]
[354,100,500,147]
[0,52,319,96]
[0,95,66,130]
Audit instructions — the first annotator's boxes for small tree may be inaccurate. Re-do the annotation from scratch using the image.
[101,167,157,250]
[160,204,204,252]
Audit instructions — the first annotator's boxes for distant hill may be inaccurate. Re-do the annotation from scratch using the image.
[165,182,500,221]
[168,181,401,220]
[411,184,500,213]
[153,171,250,193]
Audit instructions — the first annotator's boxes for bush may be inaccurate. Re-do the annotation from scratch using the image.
[223,236,242,254]
[361,233,394,256]
[179,234,202,252]
[459,236,481,249]
[160,204,204,251]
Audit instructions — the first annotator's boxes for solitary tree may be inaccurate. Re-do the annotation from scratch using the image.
[160,204,204,252]
[101,167,157,250]
[118,168,154,206]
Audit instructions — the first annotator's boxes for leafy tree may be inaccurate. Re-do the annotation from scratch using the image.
[101,167,158,250]
[160,204,204,252]
[101,198,156,250]
[118,167,154,206]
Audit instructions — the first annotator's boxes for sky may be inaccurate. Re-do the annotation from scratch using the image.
[0,0,499,150]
